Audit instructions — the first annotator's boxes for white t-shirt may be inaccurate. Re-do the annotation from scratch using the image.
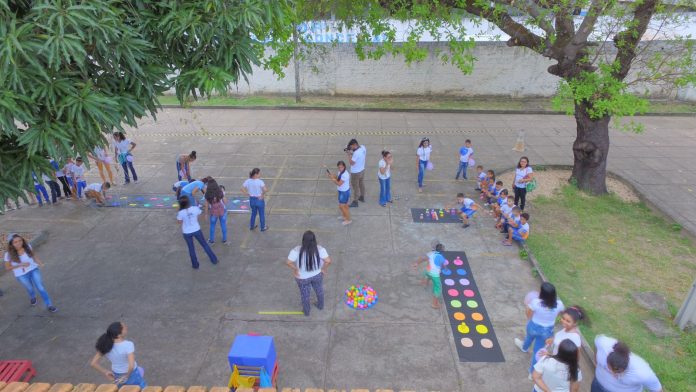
[71,164,85,181]
[529,298,565,327]
[463,198,475,209]
[552,329,582,355]
[460,146,473,162]
[515,167,533,188]
[41,173,52,182]
[4,249,39,277]
[594,335,662,392]
[417,146,432,161]
[177,206,202,234]
[243,178,266,197]
[350,145,366,173]
[114,139,132,155]
[533,356,582,392]
[105,340,137,374]
[377,159,391,180]
[85,183,102,193]
[477,172,486,182]
[63,162,75,177]
[337,171,350,192]
[94,147,107,161]
[287,245,329,279]
[501,204,514,218]
[517,222,530,238]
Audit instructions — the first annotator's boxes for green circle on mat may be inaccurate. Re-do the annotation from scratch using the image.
[451,300,462,308]
[466,300,478,308]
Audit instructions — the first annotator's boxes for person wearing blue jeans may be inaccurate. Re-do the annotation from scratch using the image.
[177,196,218,269]
[32,173,51,206]
[204,179,228,244]
[416,138,432,192]
[176,151,196,181]
[4,234,57,312]
[455,139,473,180]
[242,168,269,231]
[377,150,392,206]
[91,322,148,389]
[113,131,138,184]
[514,282,565,375]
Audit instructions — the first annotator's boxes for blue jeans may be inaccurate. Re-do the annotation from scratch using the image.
[121,160,138,183]
[249,197,266,229]
[34,184,50,205]
[418,160,428,188]
[182,230,218,268]
[378,177,391,206]
[46,180,61,203]
[590,378,610,392]
[114,367,146,388]
[456,161,468,179]
[522,319,554,373]
[176,159,190,181]
[209,213,228,242]
[76,180,87,198]
[16,268,52,307]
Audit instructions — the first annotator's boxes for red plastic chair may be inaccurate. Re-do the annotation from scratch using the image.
[0,360,36,382]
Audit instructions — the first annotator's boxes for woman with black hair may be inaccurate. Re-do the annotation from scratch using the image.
[176,195,218,269]
[532,339,582,392]
[204,179,228,244]
[90,322,146,388]
[514,156,533,210]
[416,137,432,192]
[112,131,138,184]
[177,151,197,181]
[592,335,662,392]
[515,282,565,375]
[241,168,268,231]
[328,161,352,225]
[285,231,332,316]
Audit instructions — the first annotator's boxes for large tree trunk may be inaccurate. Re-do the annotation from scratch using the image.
[571,102,610,194]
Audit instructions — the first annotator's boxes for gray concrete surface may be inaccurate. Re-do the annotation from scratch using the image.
[1,108,693,391]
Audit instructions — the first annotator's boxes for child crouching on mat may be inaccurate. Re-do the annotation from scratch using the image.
[446,192,480,229]
[84,182,111,206]
[412,240,446,309]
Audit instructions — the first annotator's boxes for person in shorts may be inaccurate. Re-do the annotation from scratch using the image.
[412,240,446,309]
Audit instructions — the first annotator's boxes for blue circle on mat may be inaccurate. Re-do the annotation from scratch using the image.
[442,269,452,276]
[456,268,467,276]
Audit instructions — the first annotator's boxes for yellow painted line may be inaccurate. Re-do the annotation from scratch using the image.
[133,128,510,138]
[258,311,304,315]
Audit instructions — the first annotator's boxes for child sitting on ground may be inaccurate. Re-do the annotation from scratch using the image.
[412,240,447,309]
[485,180,503,206]
[84,182,111,206]
[446,192,480,229]
[503,212,529,246]
[475,165,486,191]
[491,189,509,219]
[496,196,517,232]
[480,170,495,201]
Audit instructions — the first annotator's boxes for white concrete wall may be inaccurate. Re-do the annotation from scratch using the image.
[229,42,695,101]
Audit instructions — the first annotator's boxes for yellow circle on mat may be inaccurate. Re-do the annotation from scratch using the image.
[461,338,474,347]
[453,312,465,321]
[457,323,470,334]
[481,338,494,348]
[471,312,484,321]
[476,324,489,334]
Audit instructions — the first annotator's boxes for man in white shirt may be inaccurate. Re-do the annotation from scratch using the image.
[346,139,366,208]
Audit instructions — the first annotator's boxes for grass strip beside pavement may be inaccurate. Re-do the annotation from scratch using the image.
[526,186,696,391]
[156,95,696,114]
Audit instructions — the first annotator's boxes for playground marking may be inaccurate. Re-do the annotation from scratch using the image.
[257,311,305,315]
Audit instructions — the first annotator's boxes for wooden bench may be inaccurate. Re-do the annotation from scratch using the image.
[0,361,36,382]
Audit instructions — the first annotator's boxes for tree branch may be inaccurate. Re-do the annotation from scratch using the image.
[612,0,659,81]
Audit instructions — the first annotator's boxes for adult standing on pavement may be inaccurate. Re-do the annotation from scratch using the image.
[242,168,269,232]
[90,322,147,388]
[416,137,432,193]
[346,139,366,207]
[514,156,533,211]
[176,196,218,269]
[377,150,393,207]
[3,234,57,312]
[113,132,138,184]
[89,144,115,185]
[285,230,332,316]
[204,179,228,244]
[591,335,662,392]
[176,151,197,181]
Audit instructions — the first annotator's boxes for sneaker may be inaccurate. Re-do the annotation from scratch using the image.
[462,224,470,228]
[30,298,37,306]
[48,306,57,313]
[349,201,359,208]
[250,225,258,231]
[222,240,228,245]
[260,226,269,232]
[208,239,214,244]
[358,196,365,202]
[342,220,352,225]
[514,338,527,352]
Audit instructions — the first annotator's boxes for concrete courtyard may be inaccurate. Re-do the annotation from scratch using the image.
[0,108,694,391]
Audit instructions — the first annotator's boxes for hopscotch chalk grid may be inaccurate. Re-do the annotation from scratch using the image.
[411,208,462,223]
[440,251,505,362]
[101,194,250,212]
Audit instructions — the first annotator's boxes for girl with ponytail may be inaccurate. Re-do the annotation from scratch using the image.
[90,322,147,388]
[532,339,582,392]
[592,335,662,391]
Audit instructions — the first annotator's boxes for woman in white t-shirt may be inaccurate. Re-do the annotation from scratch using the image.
[535,306,587,364]
[176,196,218,269]
[285,231,332,316]
[592,335,662,392]
[328,161,351,225]
[241,168,269,232]
[88,144,114,184]
[3,234,57,312]
[416,138,432,192]
[532,339,582,392]
[112,131,138,184]
[91,322,146,388]
[377,150,393,207]
[514,156,533,210]
[515,282,565,375]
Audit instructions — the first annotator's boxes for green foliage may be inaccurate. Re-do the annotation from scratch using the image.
[0,0,291,206]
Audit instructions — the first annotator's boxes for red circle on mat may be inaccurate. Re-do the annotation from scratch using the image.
[463,289,475,297]
[447,289,459,296]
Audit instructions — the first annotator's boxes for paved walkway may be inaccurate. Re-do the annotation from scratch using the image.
[0,108,692,391]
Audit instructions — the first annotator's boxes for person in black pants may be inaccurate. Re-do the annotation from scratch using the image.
[513,157,533,210]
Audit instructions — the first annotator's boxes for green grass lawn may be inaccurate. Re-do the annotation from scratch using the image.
[527,186,696,391]
[156,95,696,114]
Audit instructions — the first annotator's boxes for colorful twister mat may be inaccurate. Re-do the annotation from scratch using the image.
[440,251,504,362]
[102,194,250,212]
[411,208,463,223]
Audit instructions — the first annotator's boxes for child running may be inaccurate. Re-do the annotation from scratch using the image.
[412,240,447,309]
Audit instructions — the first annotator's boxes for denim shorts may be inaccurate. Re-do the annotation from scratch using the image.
[338,190,350,204]
[461,208,476,218]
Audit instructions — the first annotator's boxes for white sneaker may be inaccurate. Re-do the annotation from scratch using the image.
[514,338,527,352]
[342,220,352,226]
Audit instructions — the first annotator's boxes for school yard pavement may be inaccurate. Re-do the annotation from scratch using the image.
[1,108,693,391]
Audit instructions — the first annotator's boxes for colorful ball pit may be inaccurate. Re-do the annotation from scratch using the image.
[345,285,378,310]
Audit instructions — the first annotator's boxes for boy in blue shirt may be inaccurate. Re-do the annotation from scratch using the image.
[475,165,486,191]
[455,139,473,180]
[413,240,447,309]
[503,213,530,246]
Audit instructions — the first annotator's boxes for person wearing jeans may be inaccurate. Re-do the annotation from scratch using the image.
[346,139,366,207]
[176,196,218,269]
[113,131,138,184]
[204,179,228,244]
[514,156,533,211]
[285,231,332,316]
[242,168,268,231]
[455,139,473,180]
[4,234,57,312]
[44,173,62,204]
[176,151,197,181]
[377,150,392,207]
[416,137,432,192]
[32,173,51,206]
